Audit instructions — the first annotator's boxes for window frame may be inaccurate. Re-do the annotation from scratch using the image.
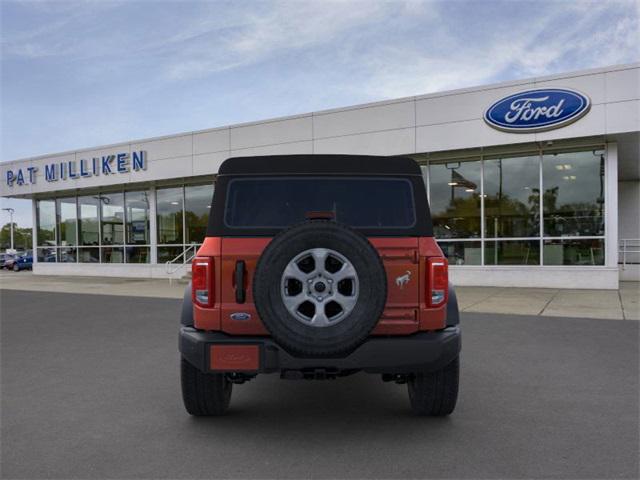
[425,143,607,267]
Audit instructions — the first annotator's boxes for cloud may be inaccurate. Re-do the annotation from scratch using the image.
[348,0,640,100]
[163,1,409,80]
[1,0,638,165]
[1,0,125,58]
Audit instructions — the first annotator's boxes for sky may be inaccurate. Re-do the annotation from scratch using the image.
[1,0,639,228]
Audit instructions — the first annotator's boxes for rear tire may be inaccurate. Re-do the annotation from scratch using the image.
[408,357,459,416]
[181,357,232,416]
[13,264,19,272]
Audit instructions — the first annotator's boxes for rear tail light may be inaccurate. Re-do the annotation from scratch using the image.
[192,256,214,307]
[427,257,448,307]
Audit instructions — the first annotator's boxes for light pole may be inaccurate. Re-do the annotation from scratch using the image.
[2,207,15,251]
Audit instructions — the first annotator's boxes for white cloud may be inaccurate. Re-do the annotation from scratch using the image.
[1,0,638,165]
[164,1,407,80]
[351,1,639,100]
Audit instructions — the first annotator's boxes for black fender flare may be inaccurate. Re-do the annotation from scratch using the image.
[181,282,194,327]
[446,282,460,326]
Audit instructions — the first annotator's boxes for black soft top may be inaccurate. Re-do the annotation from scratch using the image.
[208,154,432,237]
[218,155,423,176]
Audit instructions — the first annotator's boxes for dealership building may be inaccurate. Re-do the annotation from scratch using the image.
[1,63,638,289]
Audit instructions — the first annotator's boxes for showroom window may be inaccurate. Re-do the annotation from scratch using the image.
[35,189,152,264]
[36,199,56,262]
[56,197,77,263]
[156,186,184,263]
[542,150,605,237]
[156,183,214,263]
[425,146,606,266]
[185,184,213,243]
[125,190,151,263]
[100,192,124,263]
[428,159,482,265]
[34,184,213,265]
[77,195,100,262]
[484,154,540,238]
[429,159,482,239]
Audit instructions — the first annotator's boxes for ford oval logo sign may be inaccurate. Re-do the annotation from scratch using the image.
[484,88,591,133]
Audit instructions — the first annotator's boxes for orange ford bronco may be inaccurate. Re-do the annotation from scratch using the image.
[180,155,460,416]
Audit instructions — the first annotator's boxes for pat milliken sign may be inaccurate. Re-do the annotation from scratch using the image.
[5,151,147,187]
[484,88,591,133]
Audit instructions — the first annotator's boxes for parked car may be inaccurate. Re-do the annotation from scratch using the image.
[12,252,33,271]
[2,253,17,270]
[179,155,461,417]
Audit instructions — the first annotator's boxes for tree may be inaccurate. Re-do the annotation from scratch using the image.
[0,223,32,251]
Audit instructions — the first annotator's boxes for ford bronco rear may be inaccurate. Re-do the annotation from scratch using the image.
[179,155,461,416]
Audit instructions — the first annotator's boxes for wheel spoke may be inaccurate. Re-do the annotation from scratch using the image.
[282,262,307,282]
[333,292,358,312]
[281,291,308,312]
[310,248,329,273]
[310,307,331,327]
[280,247,359,328]
[332,262,357,282]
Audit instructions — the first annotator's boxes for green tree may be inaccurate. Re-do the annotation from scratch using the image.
[0,223,32,251]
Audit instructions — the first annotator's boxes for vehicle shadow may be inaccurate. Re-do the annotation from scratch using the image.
[184,372,455,430]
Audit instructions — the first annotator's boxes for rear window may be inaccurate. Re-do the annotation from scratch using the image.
[224,177,416,229]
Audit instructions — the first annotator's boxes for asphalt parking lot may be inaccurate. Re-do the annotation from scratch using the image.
[1,290,638,479]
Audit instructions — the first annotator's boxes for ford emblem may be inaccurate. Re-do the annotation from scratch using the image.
[484,88,591,133]
[230,312,251,321]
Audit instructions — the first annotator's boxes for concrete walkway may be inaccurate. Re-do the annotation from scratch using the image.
[456,283,639,320]
[0,270,185,300]
[1,270,638,320]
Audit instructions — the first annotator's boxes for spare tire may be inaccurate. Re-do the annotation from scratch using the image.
[253,220,387,357]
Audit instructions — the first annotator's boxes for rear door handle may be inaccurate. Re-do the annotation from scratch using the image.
[235,260,246,304]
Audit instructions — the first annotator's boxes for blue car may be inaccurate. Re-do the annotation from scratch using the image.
[13,252,33,271]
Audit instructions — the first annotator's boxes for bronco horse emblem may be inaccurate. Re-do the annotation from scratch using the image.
[395,270,412,289]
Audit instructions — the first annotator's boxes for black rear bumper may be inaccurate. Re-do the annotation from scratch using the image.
[179,326,461,375]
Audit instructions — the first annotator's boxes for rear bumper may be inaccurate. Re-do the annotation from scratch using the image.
[179,326,461,375]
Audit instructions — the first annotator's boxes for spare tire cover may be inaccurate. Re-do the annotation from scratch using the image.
[253,220,387,357]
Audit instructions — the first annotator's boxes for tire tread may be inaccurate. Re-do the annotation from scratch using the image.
[181,358,232,416]
[408,357,459,416]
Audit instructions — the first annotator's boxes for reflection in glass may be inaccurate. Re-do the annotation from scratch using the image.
[78,196,100,246]
[125,191,150,245]
[158,246,184,263]
[429,160,481,238]
[58,247,77,263]
[543,239,604,265]
[37,200,56,246]
[484,155,540,238]
[126,246,150,263]
[78,247,100,263]
[37,247,56,262]
[542,150,605,237]
[185,184,213,244]
[101,193,124,245]
[485,240,540,265]
[438,241,482,265]
[101,247,124,263]
[56,197,77,246]
[157,187,183,244]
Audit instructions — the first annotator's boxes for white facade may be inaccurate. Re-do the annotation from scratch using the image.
[2,63,639,288]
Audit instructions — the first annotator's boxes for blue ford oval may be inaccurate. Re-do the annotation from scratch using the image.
[484,88,591,132]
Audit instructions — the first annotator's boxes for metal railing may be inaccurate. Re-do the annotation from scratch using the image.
[619,238,640,269]
[166,244,198,281]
